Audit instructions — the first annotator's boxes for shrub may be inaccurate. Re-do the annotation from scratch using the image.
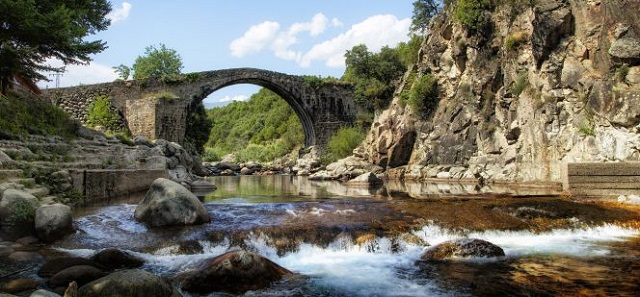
[504,31,528,51]
[453,0,494,32]
[616,64,630,83]
[86,95,122,132]
[408,73,439,117]
[511,72,529,97]
[202,147,223,162]
[326,127,366,161]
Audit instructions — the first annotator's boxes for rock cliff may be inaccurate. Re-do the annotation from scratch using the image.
[355,0,640,183]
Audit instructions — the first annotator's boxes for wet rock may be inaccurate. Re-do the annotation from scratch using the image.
[15,236,39,246]
[90,248,145,270]
[346,172,383,187]
[421,238,505,261]
[48,265,106,288]
[134,178,210,227]
[179,250,293,294]
[1,278,39,294]
[38,257,102,278]
[177,240,204,254]
[35,204,75,243]
[50,171,72,194]
[190,179,217,198]
[8,251,42,262]
[77,269,173,297]
[240,167,253,175]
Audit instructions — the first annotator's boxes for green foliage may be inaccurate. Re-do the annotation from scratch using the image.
[511,72,529,97]
[343,44,406,112]
[0,0,111,94]
[153,91,179,102]
[397,35,424,68]
[616,64,630,83]
[326,127,366,162]
[184,72,201,83]
[131,44,183,79]
[86,95,123,132]
[302,75,325,90]
[410,0,442,34]
[113,64,131,80]
[8,199,38,222]
[453,0,494,32]
[202,147,223,162]
[0,93,77,137]
[579,121,595,136]
[408,73,439,117]
[504,31,528,51]
[205,88,304,162]
[185,101,213,155]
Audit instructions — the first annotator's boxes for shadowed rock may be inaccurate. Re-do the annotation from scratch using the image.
[38,257,103,278]
[48,265,106,288]
[90,248,145,270]
[77,269,173,297]
[35,203,75,243]
[179,250,293,294]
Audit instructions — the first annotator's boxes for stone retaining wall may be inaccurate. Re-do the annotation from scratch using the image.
[69,169,168,202]
[566,163,640,196]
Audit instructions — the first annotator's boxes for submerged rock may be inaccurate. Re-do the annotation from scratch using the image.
[48,265,106,288]
[421,238,505,261]
[179,250,293,294]
[134,178,210,227]
[77,269,173,297]
[38,257,102,278]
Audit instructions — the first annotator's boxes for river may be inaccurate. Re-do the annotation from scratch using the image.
[50,176,640,296]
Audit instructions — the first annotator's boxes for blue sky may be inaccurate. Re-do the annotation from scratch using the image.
[41,1,415,108]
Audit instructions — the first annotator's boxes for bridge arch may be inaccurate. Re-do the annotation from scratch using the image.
[44,67,356,151]
[189,72,316,147]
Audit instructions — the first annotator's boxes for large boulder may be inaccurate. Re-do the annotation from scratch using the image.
[421,238,505,261]
[38,257,102,278]
[35,204,74,243]
[77,269,173,297]
[0,189,39,239]
[346,172,384,187]
[179,250,293,294]
[134,178,210,227]
[90,248,145,270]
[48,265,107,288]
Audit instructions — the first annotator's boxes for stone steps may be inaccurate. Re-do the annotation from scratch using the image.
[567,162,640,197]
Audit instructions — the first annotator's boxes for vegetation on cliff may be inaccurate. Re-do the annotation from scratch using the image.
[0,93,77,139]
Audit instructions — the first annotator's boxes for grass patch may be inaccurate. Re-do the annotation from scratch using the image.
[511,72,529,97]
[0,92,78,138]
[504,31,528,51]
[325,126,367,163]
[408,73,439,118]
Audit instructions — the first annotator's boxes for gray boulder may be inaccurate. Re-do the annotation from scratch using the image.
[0,189,39,239]
[35,204,74,243]
[421,238,505,261]
[134,178,210,227]
[179,250,293,294]
[77,269,173,297]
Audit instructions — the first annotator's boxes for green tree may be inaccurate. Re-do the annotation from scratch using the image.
[410,0,442,34]
[131,44,183,79]
[0,0,111,94]
[113,64,131,80]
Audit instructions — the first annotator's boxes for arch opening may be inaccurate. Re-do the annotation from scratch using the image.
[194,80,310,163]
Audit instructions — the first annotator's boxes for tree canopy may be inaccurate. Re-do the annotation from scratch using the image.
[0,0,111,94]
[410,0,442,34]
[115,44,183,80]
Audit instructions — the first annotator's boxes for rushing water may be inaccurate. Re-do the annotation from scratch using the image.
[51,176,640,296]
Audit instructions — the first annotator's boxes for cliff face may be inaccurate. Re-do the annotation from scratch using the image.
[355,0,640,183]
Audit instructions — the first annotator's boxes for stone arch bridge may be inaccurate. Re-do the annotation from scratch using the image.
[44,68,357,149]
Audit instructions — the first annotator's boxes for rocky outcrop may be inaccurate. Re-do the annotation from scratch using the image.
[34,203,74,243]
[346,172,384,187]
[356,0,640,184]
[134,178,210,227]
[77,269,173,297]
[179,250,293,295]
[421,238,505,261]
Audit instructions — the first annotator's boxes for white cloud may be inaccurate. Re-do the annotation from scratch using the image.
[300,14,411,68]
[37,59,119,89]
[107,2,132,24]
[229,13,410,69]
[217,95,249,103]
[230,21,280,57]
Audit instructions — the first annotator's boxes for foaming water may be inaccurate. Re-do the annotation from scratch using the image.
[52,176,640,296]
[415,223,639,258]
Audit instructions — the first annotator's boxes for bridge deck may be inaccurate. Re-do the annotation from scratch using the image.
[567,162,640,197]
